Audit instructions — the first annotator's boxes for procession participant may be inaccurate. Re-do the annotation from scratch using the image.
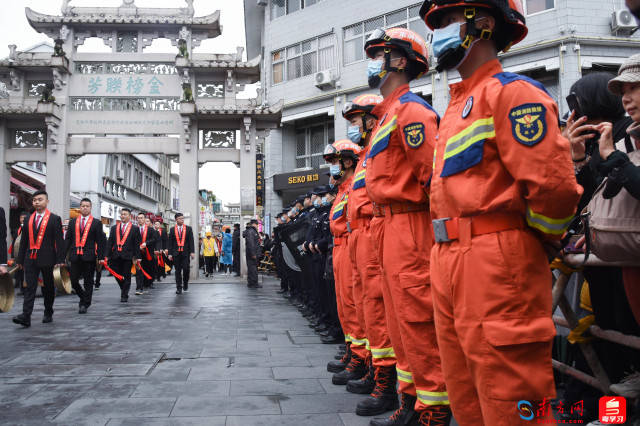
[203,232,216,277]
[134,212,157,295]
[325,141,366,372]
[13,191,65,327]
[106,208,140,303]
[153,219,168,282]
[421,1,582,424]
[64,198,106,313]
[244,219,261,288]
[342,94,399,417]
[363,27,450,425]
[10,212,27,292]
[168,213,194,294]
[144,216,158,289]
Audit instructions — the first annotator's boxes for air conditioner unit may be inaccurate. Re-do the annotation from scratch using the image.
[315,70,336,90]
[116,169,124,181]
[611,9,636,34]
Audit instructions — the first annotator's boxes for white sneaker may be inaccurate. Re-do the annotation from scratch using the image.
[610,371,640,398]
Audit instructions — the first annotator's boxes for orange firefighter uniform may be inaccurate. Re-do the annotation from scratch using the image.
[429,59,583,425]
[346,143,396,369]
[365,83,448,411]
[329,175,368,360]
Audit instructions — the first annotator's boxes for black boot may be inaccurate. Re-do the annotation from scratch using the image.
[369,393,417,426]
[327,343,350,373]
[408,405,452,426]
[357,366,399,416]
[347,358,375,394]
[332,352,367,385]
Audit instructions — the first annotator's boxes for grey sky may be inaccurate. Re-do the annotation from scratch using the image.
[0,0,247,206]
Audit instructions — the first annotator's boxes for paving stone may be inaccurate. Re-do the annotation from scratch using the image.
[280,393,367,414]
[187,365,273,380]
[171,395,280,416]
[226,414,344,426]
[132,380,230,397]
[107,418,226,426]
[272,366,332,379]
[230,378,325,396]
[318,378,353,394]
[55,397,176,423]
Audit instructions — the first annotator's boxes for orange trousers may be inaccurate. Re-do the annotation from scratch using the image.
[431,227,556,426]
[348,224,396,368]
[333,238,368,359]
[370,211,448,411]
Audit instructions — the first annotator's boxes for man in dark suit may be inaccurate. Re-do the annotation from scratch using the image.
[244,219,261,289]
[232,223,241,276]
[153,219,168,282]
[65,198,106,314]
[106,208,140,303]
[13,190,65,327]
[168,212,194,294]
[0,207,7,273]
[134,212,157,295]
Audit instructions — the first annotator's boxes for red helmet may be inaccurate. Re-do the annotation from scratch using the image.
[364,27,430,79]
[420,0,527,52]
[342,94,384,119]
[333,139,363,163]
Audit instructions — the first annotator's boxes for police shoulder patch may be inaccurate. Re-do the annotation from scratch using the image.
[509,103,547,146]
[403,122,425,149]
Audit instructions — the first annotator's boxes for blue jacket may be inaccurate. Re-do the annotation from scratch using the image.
[221,232,233,265]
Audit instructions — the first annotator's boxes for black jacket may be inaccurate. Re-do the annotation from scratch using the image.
[17,211,65,267]
[137,225,157,258]
[244,226,260,257]
[107,222,141,260]
[155,227,168,251]
[232,228,240,253]
[65,216,107,262]
[168,225,195,256]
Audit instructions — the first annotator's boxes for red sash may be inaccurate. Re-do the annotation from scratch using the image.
[116,222,132,252]
[140,226,152,260]
[136,259,152,279]
[101,258,124,281]
[28,210,51,259]
[75,215,93,255]
[175,225,186,252]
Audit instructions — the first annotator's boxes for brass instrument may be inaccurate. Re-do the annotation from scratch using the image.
[0,265,20,313]
[53,265,72,295]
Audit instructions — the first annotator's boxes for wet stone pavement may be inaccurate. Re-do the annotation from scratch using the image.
[0,274,394,426]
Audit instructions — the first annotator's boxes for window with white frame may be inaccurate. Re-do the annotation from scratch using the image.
[270,0,322,20]
[295,119,334,169]
[343,4,429,66]
[271,34,334,85]
[524,0,555,15]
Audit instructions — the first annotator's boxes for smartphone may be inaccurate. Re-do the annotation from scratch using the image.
[564,235,585,254]
[566,93,583,119]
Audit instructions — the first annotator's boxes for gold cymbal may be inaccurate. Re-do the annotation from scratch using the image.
[53,265,72,295]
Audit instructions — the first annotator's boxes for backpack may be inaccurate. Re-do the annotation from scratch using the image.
[582,149,640,262]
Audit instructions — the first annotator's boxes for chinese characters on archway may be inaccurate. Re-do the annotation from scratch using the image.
[88,76,164,95]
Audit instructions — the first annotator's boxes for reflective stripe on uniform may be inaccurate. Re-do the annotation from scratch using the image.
[371,347,396,359]
[331,195,349,220]
[344,334,352,343]
[396,367,414,384]
[441,117,495,177]
[350,336,367,346]
[353,169,366,190]
[525,206,573,236]
[416,389,450,406]
[367,116,397,159]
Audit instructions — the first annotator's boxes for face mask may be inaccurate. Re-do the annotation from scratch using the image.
[328,182,335,189]
[347,125,362,143]
[322,197,330,206]
[329,164,342,177]
[367,59,389,89]
[313,199,321,208]
[432,22,463,58]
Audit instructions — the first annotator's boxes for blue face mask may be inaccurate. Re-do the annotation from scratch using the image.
[347,125,362,143]
[367,59,389,89]
[329,164,342,177]
[322,197,331,206]
[313,199,321,208]
[432,22,463,59]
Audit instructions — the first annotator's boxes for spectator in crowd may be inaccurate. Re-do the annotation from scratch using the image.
[564,68,640,407]
[232,223,241,276]
[198,237,204,271]
[202,232,216,277]
[220,228,233,275]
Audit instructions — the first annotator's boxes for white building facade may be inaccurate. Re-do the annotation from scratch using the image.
[244,0,640,221]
